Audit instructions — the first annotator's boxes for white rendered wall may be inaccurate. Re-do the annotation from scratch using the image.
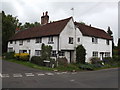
[8,36,59,58]
[59,18,75,51]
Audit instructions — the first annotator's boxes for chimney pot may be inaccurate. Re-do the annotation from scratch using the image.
[43,12,45,16]
[45,11,48,15]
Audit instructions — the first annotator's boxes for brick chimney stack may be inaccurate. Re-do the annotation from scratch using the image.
[41,11,49,25]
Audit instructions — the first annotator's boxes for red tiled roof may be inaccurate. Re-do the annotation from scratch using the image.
[9,17,72,40]
[75,22,112,40]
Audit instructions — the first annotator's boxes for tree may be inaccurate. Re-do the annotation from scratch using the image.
[76,45,86,64]
[2,11,20,53]
[41,43,52,60]
[107,26,113,36]
[21,22,40,30]
[80,22,86,25]
[107,26,114,56]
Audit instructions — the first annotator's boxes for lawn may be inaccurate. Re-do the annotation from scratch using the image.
[3,58,120,72]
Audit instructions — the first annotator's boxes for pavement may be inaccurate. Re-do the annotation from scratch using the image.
[1,60,119,88]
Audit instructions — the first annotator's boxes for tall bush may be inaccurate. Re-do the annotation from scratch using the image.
[31,56,44,66]
[41,43,52,60]
[76,45,86,64]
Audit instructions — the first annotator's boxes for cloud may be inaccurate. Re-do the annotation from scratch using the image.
[2,0,118,45]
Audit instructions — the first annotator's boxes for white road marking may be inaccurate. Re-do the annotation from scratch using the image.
[61,72,67,74]
[71,72,77,74]
[46,73,54,76]
[56,72,63,75]
[1,74,10,78]
[37,73,45,76]
[13,73,22,77]
[25,73,34,77]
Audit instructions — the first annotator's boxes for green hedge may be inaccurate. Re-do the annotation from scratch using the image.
[31,56,44,66]
[3,52,15,59]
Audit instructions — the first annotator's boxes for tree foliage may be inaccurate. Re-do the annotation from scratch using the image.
[107,26,113,36]
[76,45,86,64]
[2,11,20,53]
[20,22,40,30]
[2,11,40,53]
[41,43,52,60]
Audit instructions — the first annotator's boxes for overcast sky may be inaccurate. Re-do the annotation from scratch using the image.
[2,0,119,45]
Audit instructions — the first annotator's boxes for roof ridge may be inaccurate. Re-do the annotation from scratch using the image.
[75,22,106,32]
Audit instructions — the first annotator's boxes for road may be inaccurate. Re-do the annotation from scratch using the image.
[1,60,119,88]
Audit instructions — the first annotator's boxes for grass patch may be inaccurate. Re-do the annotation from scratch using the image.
[4,59,54,71]
[3,59,120,72]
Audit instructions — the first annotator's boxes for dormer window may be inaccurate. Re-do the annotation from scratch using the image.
[69,37,73,44]
[48,36,54,44]
[27,39,30,43]
[92,37,98,44]
[19,40,23,45]
[36,38,42,43]
[106,40,109,45]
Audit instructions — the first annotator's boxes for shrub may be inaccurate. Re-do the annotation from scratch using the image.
[31,56,44,66]
[14,53,30,61]
[79,63,94,70]
[3,52,15,59]
[103,57,113,64]
[90,57,101,64]
[76,45,86,64]
[57,58,68,66]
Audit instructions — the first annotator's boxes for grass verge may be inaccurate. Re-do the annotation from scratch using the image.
[3,59,120,72]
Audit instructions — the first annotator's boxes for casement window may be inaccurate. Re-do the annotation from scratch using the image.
[105,52,110,57]
[92,37,98,44]
[35,38,42,43]
[92,51,98,57]
[69,37,73,44]
[10,41,13,44]
[59,51,65,56]
[51,51,56,57]
[19,40,23,45]
[78,37,80,42]
[48,36,54,44]
[27,39,30,43]
[8,47,13,52]
[35,50,41,56]
[15,41,16,44]
[19,50,27,53]
[106,40,109,45]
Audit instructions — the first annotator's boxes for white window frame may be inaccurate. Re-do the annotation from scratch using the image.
[105,52,110,57]
[78,37,80,42]
[92,51,98,57]
[106,40,109,45]
[35,50,41,56]
[27,39,30,43]
[69,37,73,44]
[19,40,23,45]
[8,47,13,52]
[51,51,56,57]
[92,37,98,44]
[35,38,42,43]
[59,51,65,56]
[48,36,54,44]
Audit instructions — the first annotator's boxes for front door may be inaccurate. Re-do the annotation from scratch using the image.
[100,52,104,60]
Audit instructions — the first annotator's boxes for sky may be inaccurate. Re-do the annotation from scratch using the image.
[1,0,119,45]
